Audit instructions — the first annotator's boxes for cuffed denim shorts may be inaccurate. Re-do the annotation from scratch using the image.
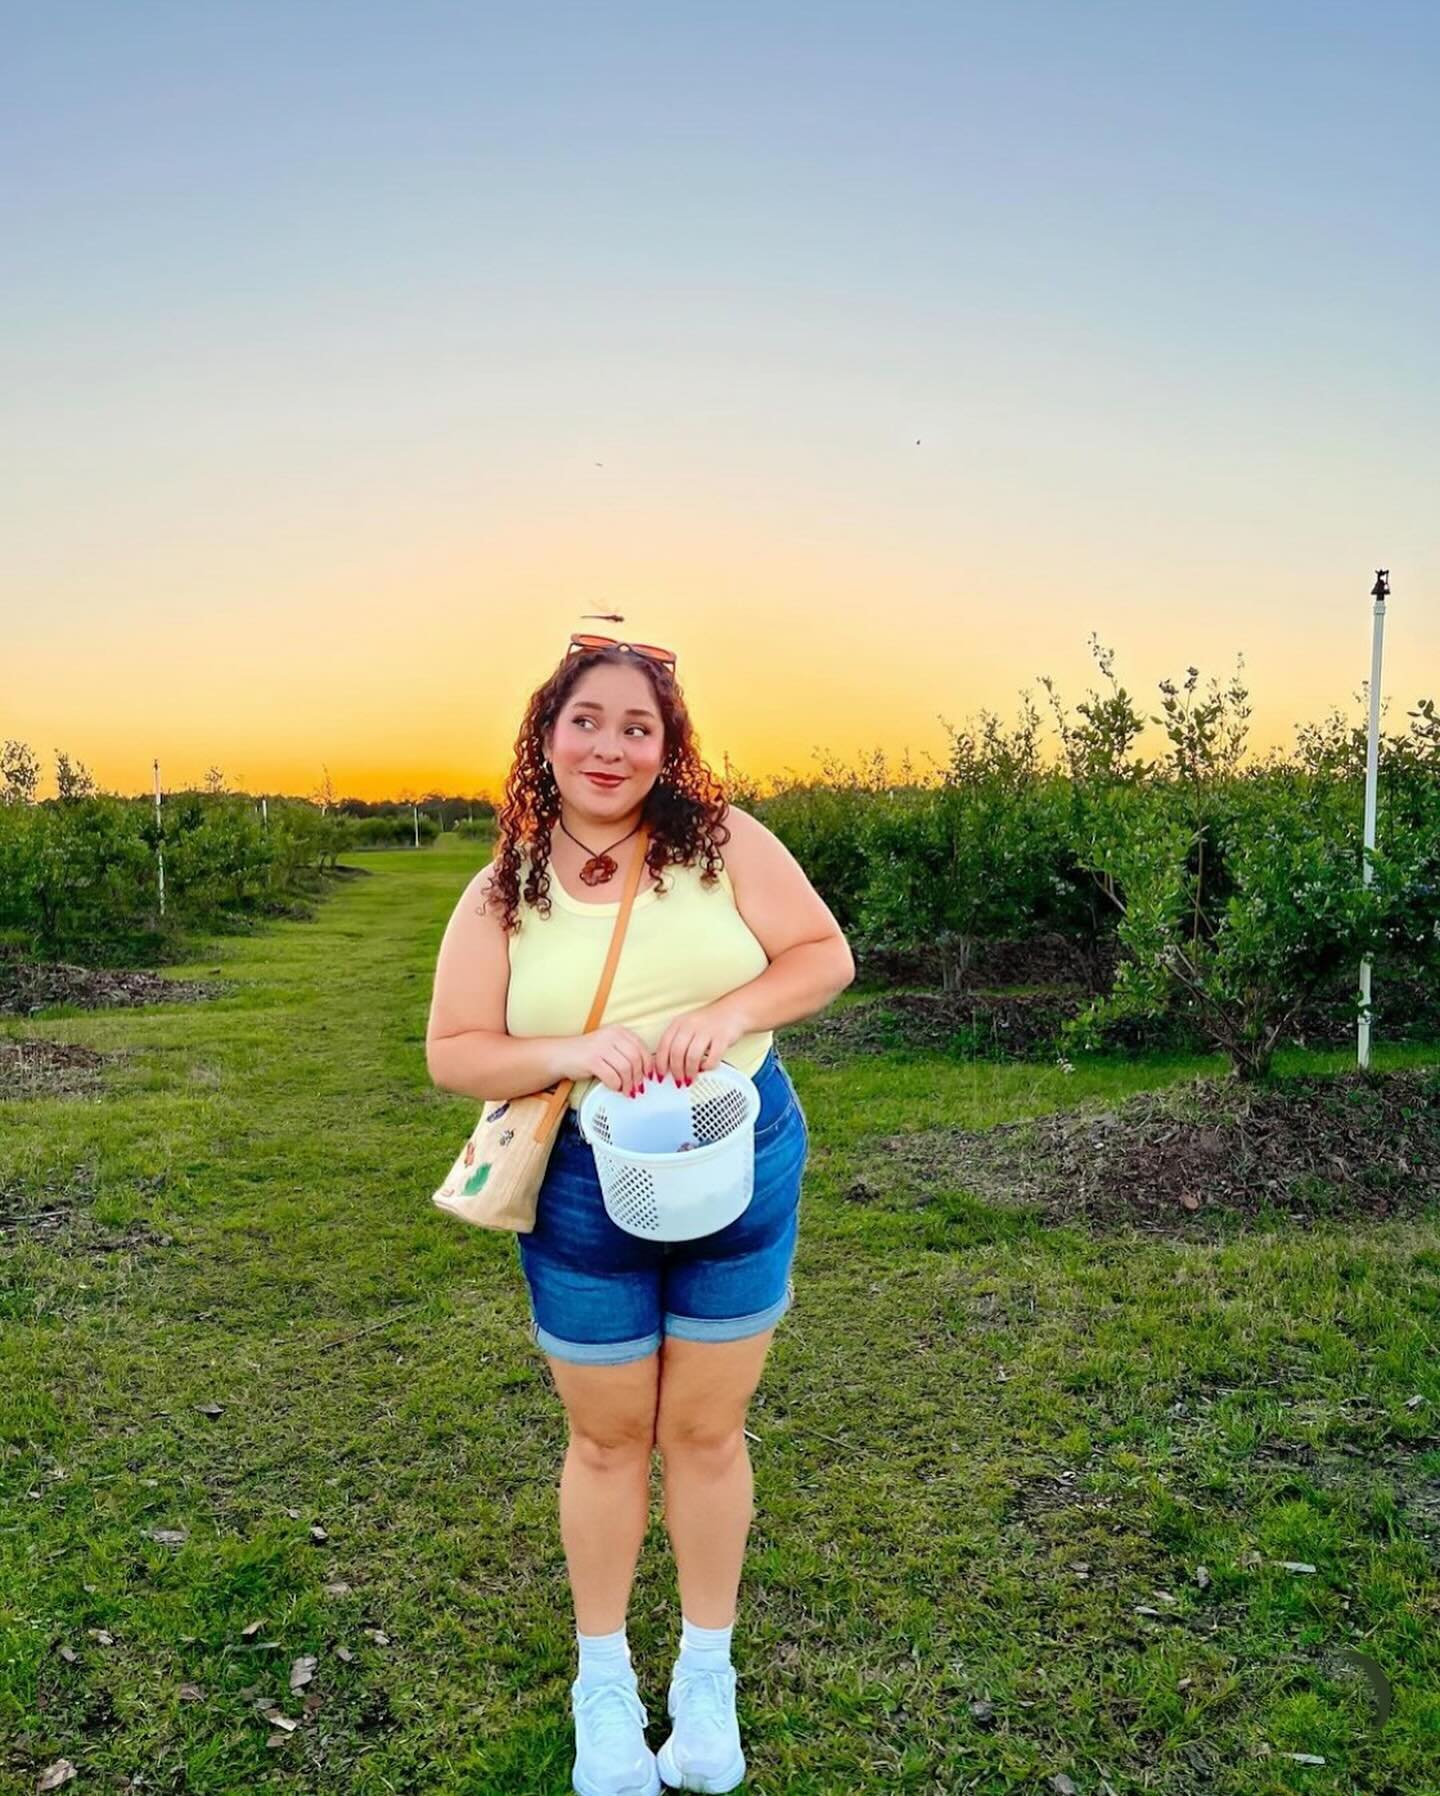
[515,1045,809,1366]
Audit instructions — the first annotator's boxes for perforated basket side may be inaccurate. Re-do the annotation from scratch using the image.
[594,1148,661,1233]
[690,1084,748,1145]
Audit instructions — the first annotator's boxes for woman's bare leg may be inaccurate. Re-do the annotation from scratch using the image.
[654,1329,777,1626]
[545,1350,661,1633]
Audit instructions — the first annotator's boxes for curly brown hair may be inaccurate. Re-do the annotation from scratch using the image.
[488,645,732,933]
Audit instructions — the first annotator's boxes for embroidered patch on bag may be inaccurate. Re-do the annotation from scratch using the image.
[485,1102,511,1123]
[463,1162,492,1196]
[498,1129,514,1147]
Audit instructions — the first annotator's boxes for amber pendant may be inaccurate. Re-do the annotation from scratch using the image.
[579,854,618,885]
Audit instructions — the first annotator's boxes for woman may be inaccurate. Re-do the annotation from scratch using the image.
[426,635,854,1796]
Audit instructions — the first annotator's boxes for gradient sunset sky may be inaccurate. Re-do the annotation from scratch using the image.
[8,2,1437,802]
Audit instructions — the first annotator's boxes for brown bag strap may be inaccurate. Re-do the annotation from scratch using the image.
[580,822,651,1031]
[531,824,651,1139]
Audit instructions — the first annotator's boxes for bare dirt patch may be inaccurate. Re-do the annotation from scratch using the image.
[0,952,235,1018]
[855,1066,1440,1233]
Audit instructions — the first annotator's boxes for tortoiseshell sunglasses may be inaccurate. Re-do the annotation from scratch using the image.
[567,633,677,671]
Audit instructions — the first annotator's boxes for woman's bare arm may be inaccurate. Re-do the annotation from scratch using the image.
[713,805,856,1031]
[424,863,576,1102]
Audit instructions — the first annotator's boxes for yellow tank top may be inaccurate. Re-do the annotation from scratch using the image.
[505,849,775,1112]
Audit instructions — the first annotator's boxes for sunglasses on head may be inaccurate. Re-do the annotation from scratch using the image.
[567,633,677,670]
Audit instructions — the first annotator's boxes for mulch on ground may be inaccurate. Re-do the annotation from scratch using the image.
[787,978,1440,1065]
[0,1038,118,1101]
[852,1065,1440,1234]
[0,1160,175,1256]
[0,954,234,1018]
[783,987,1191,1063]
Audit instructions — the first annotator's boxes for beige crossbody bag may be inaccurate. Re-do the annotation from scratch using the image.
[431,825,651,1233]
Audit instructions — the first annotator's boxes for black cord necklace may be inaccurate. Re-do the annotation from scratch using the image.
[558,816,643,886]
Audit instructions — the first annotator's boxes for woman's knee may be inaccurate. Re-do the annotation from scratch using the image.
[568,1416,656,1469]
[552,1357,660,1468]
[656,1416,748,1467]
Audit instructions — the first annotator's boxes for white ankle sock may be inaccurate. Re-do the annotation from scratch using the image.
[576,1622,633,1689]
[676,1615,733,1673]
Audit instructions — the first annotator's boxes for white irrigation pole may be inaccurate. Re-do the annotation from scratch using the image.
[153,757,166,919]
[1357,569,1389,1070]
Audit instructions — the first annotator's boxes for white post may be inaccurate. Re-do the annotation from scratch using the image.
[412,803,420,848]
[153,758,165,919]
[262,796,268,828]
[1357,569,1388,1069]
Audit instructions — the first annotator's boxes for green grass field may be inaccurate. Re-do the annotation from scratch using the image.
[3,835,1438,1795]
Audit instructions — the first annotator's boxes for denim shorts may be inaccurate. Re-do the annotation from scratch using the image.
[515,1045,809,1366]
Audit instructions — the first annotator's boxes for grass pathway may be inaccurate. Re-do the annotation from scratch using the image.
[2,836,1437,1794]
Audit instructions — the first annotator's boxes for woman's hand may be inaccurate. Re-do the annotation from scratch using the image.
[648,1002,748,1087]
[563,1024,652,1095]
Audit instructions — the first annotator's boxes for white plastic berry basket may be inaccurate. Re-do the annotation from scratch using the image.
[577,1061,762,1241]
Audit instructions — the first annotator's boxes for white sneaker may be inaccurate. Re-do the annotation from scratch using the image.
[655,1663,746,1792]
[570,1673,662,1796]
